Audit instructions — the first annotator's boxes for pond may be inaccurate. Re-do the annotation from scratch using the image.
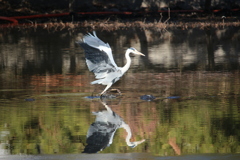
[0,27,240,160]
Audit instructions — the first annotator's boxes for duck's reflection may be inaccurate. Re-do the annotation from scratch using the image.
[83,101,145,153]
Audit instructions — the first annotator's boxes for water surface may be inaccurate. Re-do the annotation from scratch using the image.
[0,27,240,159]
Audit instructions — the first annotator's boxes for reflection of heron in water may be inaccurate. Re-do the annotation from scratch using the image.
[78,31,145,96]
[82,101,145,153]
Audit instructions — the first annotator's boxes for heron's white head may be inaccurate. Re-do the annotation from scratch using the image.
[128,47,145,56]
[127,139,146,148]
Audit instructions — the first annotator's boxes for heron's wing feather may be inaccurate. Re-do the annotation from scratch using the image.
[82,32,118,69]
[83,122,116,153]
[78,42,118,79]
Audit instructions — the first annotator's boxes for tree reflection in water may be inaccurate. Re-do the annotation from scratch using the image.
[83,98,145,153]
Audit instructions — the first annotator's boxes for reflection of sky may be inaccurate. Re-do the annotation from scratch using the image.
[148,42,199,68]
[149,43,176,67]
[215,45,225,64]
[145,28,240,70]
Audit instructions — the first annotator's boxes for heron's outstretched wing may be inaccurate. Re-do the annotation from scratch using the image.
[78,32,119,79]
[83,122,116,153]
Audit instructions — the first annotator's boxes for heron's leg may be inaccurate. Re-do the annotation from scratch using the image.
[100,83,113,96]
[101,102,112,113]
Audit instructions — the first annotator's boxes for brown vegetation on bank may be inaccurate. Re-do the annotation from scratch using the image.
[1,19,240,32]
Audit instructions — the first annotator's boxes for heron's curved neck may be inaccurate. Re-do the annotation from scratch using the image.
[122,123,133,146]
[122,50,131,74]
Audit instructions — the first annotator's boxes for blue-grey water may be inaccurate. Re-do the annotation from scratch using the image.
[0,27,240,160]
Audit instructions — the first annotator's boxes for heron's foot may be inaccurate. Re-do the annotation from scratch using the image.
[100,93,117,99]
[99,89,121,100]
[109,88,122,96]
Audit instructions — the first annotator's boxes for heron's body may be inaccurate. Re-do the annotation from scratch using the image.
[82,102,145,153]
[78,32,145,95]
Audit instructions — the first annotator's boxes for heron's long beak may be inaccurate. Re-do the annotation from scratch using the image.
[130,139,146,148]
[135,51,145,56]
[136,139,146,144]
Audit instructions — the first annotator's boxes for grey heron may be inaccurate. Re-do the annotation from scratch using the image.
[78,31,145,95]
[82,101,145,153]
